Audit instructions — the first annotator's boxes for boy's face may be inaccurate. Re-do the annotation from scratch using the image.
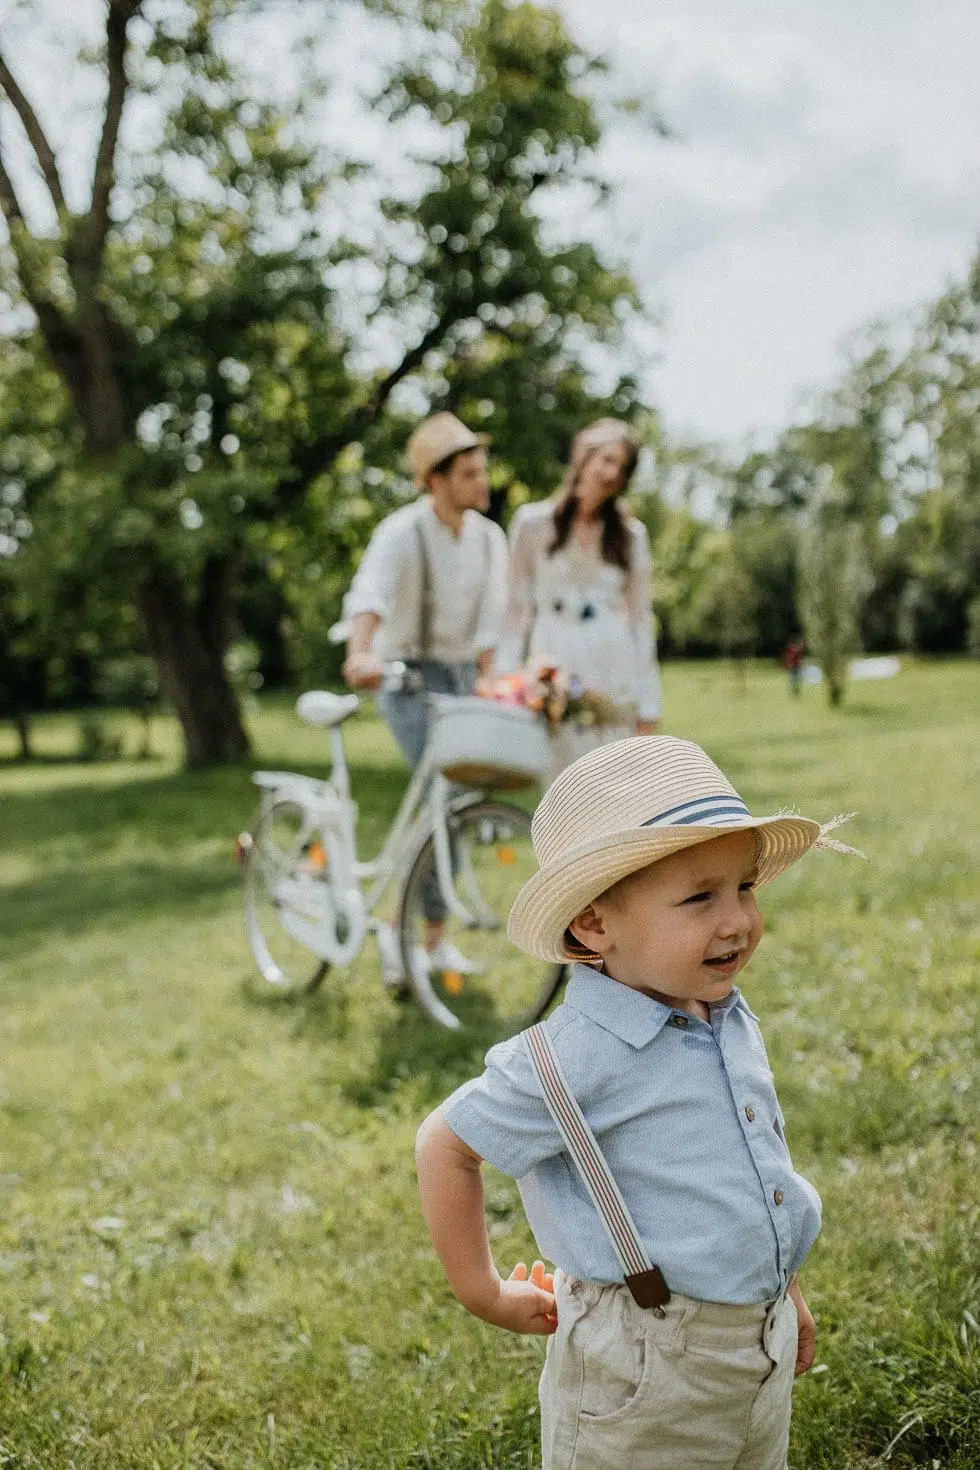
[569,830,763,1014]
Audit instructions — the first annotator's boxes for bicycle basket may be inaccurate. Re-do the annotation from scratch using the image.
[427,696,550,790]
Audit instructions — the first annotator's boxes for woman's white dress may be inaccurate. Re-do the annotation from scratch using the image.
[497,500,663,777]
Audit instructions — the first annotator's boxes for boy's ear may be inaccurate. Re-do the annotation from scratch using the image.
[568,903,608,953]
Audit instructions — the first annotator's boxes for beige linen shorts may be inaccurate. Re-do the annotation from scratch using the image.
[539,1271,799,1470]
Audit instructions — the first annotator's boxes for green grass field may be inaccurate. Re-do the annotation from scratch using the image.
[1,660,977,1468]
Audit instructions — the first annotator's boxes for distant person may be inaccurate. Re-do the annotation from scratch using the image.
[416,734,861,1470]
[497,418,663,777]
[781,638,805,697]
[342,412,508,980]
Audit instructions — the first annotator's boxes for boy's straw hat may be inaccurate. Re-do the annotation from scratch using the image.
[508,735,853,963]
[406,412,489,486]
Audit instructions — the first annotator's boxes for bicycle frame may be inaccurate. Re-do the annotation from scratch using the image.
[353,741,486,927]
[254,703,486,946]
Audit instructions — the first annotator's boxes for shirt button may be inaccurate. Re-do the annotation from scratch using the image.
[773,1189,784,1206]
[652,1306,667,1319]
[672,1014,689,1027]
[745,1106,756,1122]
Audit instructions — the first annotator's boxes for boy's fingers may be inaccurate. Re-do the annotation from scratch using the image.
[509,1262,528,1281]
[794,1320,816,1376]
[530,1260,547,1287]
[543,1272,554,1292]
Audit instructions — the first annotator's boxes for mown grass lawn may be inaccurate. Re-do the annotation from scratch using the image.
[0,659,977,1469]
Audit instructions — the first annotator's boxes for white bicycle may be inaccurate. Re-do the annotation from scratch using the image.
[238,671,568,1031]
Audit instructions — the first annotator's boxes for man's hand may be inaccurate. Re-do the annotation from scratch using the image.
[788,1279,816,1376]
[635,719,660,736]
[342,651,384,690]
[474,1260,556,1335]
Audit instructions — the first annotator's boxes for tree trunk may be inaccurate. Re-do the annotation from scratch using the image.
[136,564,251,767]
[14,710,33,760]
[136,709,152,760]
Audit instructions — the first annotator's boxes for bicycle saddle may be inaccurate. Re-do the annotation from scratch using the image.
[295,690,360,727]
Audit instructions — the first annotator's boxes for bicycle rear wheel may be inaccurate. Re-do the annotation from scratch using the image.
[243,798,331,994]
[396,800,568,1031]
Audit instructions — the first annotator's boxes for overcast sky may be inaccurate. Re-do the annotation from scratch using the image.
[555,0,980,450]
[3,1,979,455]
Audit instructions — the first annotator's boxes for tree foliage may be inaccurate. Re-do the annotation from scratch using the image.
[658,249,980,670]
[0,0,656,761]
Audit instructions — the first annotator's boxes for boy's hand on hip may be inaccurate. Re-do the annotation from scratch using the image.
[476,1260,557,1335]
[788,1280,816,1376]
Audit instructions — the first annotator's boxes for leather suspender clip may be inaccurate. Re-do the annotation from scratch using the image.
[624,1266,671,1310]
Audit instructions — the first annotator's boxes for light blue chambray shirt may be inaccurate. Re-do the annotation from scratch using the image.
[442,965,822,1305]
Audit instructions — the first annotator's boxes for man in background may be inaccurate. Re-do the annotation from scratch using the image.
[342,412,509,981]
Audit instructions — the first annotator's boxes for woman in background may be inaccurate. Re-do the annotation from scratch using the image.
[497,418,663,777]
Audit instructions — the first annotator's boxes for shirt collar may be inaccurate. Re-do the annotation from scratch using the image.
[564,963,746,1048]
[421,496,475,541]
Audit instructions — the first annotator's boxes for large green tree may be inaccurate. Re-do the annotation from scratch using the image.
[1,0,653,763]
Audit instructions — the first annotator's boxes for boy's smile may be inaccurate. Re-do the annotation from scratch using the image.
[568,829,764,1018]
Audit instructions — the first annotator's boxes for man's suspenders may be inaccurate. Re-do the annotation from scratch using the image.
[413,515,490,663]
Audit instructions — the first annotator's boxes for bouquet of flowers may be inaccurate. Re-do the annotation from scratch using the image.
[476,664,623,730]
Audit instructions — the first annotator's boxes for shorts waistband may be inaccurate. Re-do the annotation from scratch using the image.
[560,1273,787,1325]
[557,1272,792,1355]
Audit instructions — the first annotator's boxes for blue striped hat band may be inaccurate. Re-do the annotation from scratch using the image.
[642,795,751,829]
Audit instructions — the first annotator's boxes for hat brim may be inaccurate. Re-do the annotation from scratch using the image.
[507,814,821,963]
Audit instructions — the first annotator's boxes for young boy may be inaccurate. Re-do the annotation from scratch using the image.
[416,735,855,1470]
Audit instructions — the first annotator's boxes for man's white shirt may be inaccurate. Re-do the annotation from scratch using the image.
[344,497,509,665]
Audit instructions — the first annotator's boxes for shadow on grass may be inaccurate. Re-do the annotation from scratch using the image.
[345,997,502,1108]
[1,766,256,850]
[0,860,243,966]
[259,971,510,1107]
[0,751,168,769]
[2,755,409,866]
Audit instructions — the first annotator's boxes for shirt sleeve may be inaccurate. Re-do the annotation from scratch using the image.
[343,513,412,622]
[441,1032,563,1179]
[473,520,511,656]
[494,506,539,674]
[626,521,664,721]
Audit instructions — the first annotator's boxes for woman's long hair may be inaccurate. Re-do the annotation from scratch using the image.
[548,431,640,570]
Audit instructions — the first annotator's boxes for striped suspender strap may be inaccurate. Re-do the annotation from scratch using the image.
[524,1024,670,1309]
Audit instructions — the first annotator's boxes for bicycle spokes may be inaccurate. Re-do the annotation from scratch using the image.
[397,801,566,1030]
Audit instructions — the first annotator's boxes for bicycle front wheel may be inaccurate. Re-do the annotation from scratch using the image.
[396,800,568,1031]
[243,798,331,994]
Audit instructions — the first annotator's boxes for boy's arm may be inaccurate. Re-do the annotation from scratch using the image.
[415,1109,557,1335]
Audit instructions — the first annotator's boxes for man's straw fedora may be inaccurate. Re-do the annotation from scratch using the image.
[406,412,489,486]
[508,735,854,964]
